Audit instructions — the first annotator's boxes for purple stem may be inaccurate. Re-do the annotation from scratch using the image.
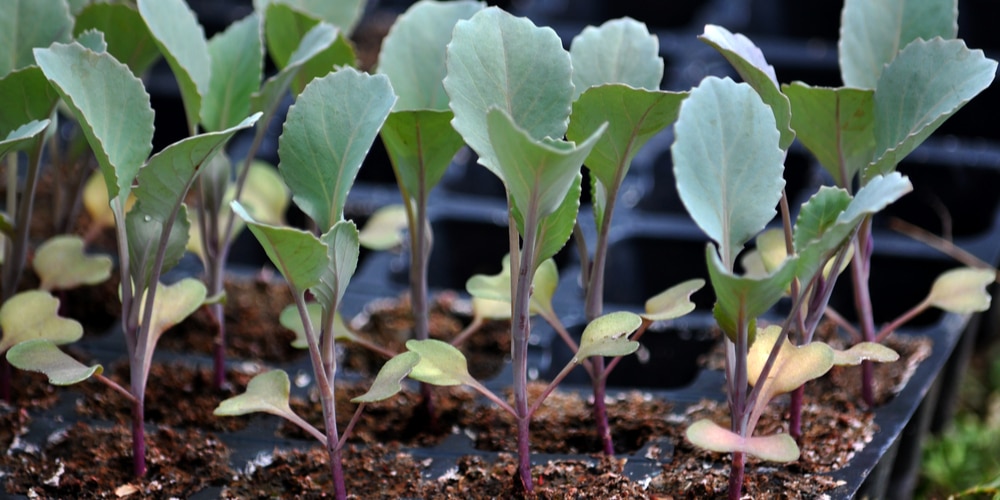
[510,207,540,493]
[0,357,11,402]
[850,222,878,407]
[729,451,745,500]
[130,381,146,477]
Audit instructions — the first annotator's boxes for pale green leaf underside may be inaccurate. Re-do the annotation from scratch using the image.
[832,342,900,365]
[232,201,328,291]
[214,369,294,416]
[280,302,355,349]
[352,351,420,403]
[575,311,643,362]
[6,339,101,385]
[643,278,705,321]
[405,338,473,387]
[0,291,83,353]
[33,235,113,291]
[686,418,800,462]
[569,17,663,99]
[747,325,834,396]
[465,255,559,318]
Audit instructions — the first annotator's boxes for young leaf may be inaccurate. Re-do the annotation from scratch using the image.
[445,7,574,177]
[251,21,338,120]
[126,203,192,294]
[262,0,366,37]
[925,267,995,313]
[35,41,155,202]
[574,311,643,361]
[278,68,396,230]
[686,418,800,462]
[672,77,785,267]
[232,201,328,291]
[569,17,663,98]
[0,67,60,138]
[6,339,102,385]
[404,338,474,387]
[528,173,584,268]
[377,0,484,111]
[214,369,296,417]
[699,25,794,150]
[0,120,50,158]
[32,236,113,292]
[793,186,853,252]
[280,302,355,348]
[465,255,559,320]
[642,279,705,322]
[73,2,160,76]
[0,291,83,353]
[75,29,108,53]
[138,0,210,133]
[202,13,263,132]
[868,39,997,178]
[831,342,900,366]
[310,220,360,313]
[0,0,72,74]
[380,110,465,202]
[747,325,835,396]
[351,351,420,403]
[839,0,957,89]
[262,3,356,95]
[707,246,798,341]
[782,84,874,186]
[358,204,408,251]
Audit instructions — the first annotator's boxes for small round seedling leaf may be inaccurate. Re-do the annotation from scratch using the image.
[214,369,294,417]
[6,339,102,385]
[241,160,290,225]
[471,297,511,321]
[832,342,900,366]
[352,351,420,403]
[358,204,408,250]
[575,311,642,362]
[643,279,704,322]
[747,326,834,398]
[926,267,995,313]
[465,255,558,317]
[0,291,83,353]
[686,418,800,462]
[405,338,473,387]
[139,278,208,371]
[280,302,353,348]
[33,235,113,291]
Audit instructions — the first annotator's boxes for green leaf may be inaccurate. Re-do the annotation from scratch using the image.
[404,338,474,387]
[707,245,798,341]
[686,418,800,462]
[377,0,484,111]
[202,13,263,131]
[569,17,663,99]
[831,342,900,365]
[783,84,874,186]
[358,204,408,250]
[699,25,794,150]
[138,278,207,371]
[381,110,465,203]
[232,201,328,291]
[214,369,295,417]
[672,77,785,267]
[643,279,705,322]
[747,325,835,397]
[138,0,210,134]
[465,255,559,319]
[352,351,420,403]
[261,0,366,36]
[444,7,574,177]
[262,4,356,95]
[75,29,107,53]
[278,68,396,230]
[0,67,60,137]
[251,21,337,118]
[0,291,83,353]
[925,267,995,313]
[0,0,72,74]
[6,339,101,385]
[280,302,355,348]
[35,41,154,202]
[0,120,50,158]
[574,311,643,361]
[532,172,583,268]
[32,235,113,292]
[310,220,359,313]
[793,186,853,252]
[73,2,160,76]
[868,39,998,177]
[840,0,957,89]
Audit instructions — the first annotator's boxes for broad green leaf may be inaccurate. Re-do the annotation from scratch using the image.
[358,204,408,250]
[377,0,484,111]
[747,325,834,396]
[260,0,366,36]
[832,342,900,365]
[488,108,604,222]
[6,339,101,385]
[574,311,643,361]
[262,4,356,95]
[405,338,474,387]
[138,278,207,371]
[793,187,852,252]
[868,39,997,177]
[925,267,994,313]
[352,351,420,403]
[32,235,112,292]
[232,201,328,291]
[783,84,874,186]
[35,42,154,202]
[643,279,705,321]
[125,203,190,295]
[0,0,72,74]
[310,220,360,313]
[73,2,160,76]
[138,0,210,134]
[465,255,559,319]
[673,77,785,267]
[445,7,574,177]
[381,110,465,203]
[569,17,662,99]
[567,86,685,232]
[214,369,295,416]
[280,302,355,348]
[0,67,60,137]
[532,173,583,268]
[251,21,338,119]
[0,291,83,353]
[202,13,263,131]
[840,0,957,89]
[707,246,798,341]
[686,418,800,462]
[699,25,794,150]
[278,68,396,230]
[0,120,50,158]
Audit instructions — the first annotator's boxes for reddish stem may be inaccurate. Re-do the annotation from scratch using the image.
[131,396,146,477]
[0,357,11,402]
